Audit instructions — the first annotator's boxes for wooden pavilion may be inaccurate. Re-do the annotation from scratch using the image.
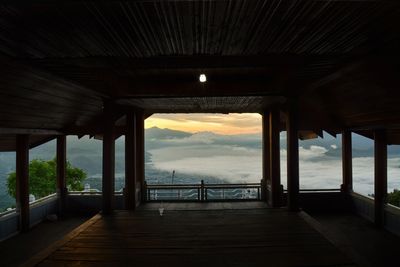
[1,0,400,266]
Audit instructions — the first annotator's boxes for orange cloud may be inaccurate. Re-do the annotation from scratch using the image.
[145,113,261,135]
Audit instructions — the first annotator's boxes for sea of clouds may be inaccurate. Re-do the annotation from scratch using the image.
[148,132,400,196]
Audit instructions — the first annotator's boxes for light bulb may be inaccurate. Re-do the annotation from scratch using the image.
[199,74,207,83]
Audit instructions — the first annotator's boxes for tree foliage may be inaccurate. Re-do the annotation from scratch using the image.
[7,158,86,199]
[388,189,400,207]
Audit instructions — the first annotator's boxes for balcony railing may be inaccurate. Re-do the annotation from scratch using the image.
[144,181,262,201]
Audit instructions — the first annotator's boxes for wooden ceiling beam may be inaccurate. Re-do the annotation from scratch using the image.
[28,55,340,70]
[0,128,63,135]
[29,136,57,149]
[3,0,394,5]
[0,55,108,99]
[112,80,283,98]
[64,126,127,136]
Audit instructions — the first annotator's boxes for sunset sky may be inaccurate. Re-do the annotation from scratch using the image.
[145,113,262,135]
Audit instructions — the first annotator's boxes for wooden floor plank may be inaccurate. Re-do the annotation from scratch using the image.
[23,207,355,267]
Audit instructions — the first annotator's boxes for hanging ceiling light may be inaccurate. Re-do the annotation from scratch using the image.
[199,74,207,83]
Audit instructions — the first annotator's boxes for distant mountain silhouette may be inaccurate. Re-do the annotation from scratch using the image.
[146,127,192,140]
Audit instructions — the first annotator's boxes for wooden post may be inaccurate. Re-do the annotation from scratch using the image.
[102,102,116,214]
[341,130,353,193]
[56,136,67,214]
[286,105,300,211]
[135,110,145,204]
[124,111,136,210]
[200,180,205,202]
[262,111,271,203]
[16,134,29,232]
[269,109,282,207]
[374,129,387,227]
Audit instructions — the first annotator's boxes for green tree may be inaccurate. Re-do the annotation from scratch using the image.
[7,158,86,199]
[388,189,400,207]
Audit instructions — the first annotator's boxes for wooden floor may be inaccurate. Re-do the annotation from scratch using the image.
[24,206,355,267]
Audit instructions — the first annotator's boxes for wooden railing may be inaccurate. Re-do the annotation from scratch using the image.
[144,180,262,201]
[297,189,341,193]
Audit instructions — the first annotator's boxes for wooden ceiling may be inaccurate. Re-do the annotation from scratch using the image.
[0,0,400,150]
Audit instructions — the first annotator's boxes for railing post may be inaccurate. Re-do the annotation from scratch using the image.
[102,101,115,215]
[287,102,300,211]
[200,180,205,202]
[374,129,387,227]
[260,179,266,200]
[341,130,353,194]
[144,181,148,202]
[134,110,145,204]
[125,111,136,210]
[56,136,67,216]
[269,109,282,207]
[16,134,30,232]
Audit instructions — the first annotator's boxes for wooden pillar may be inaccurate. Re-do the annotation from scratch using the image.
[286,105,300,211]
[262,111,271,202]
[269,109,282,207]
[124,111,136,210]
[56,136,67,214]
[135,110,145,204]
[341,130,353,193]
[16,134,29,232]
[102,103,116,214]
[374,129,387,227]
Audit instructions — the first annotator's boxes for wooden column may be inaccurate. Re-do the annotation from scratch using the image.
[135,110,145,204]
[16,134,29,232]
[102,103,116,214]
[56,136,67,214]
[269,109,282,207]
[286,106,300,211]
[262,111,271,202]
[374,129,387,227]
[341,130,353,193]
[124,111,136,210]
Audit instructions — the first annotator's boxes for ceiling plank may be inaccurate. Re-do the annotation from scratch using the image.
[0,128,63,135]
[28,55,339,70]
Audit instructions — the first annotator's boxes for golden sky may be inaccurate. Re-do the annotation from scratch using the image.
[145,113,262,135]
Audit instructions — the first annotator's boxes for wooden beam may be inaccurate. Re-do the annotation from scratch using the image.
[135,110,145,204]
[341,130,353,193]
[0,54,107,99]
[269,109,282,207]
[262,111,271,202]
[0,128,62,135]
[102,103,116,214]
[374,129,387,227]
[29,136,57,150]
[56,136,67,214]
[113,80,282,98]
[16,134,30,232]
[4,0,392,5]
[124,112,136,210]
[30,55,318,70]
[298,130,319,140]
[286,104,300,211]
